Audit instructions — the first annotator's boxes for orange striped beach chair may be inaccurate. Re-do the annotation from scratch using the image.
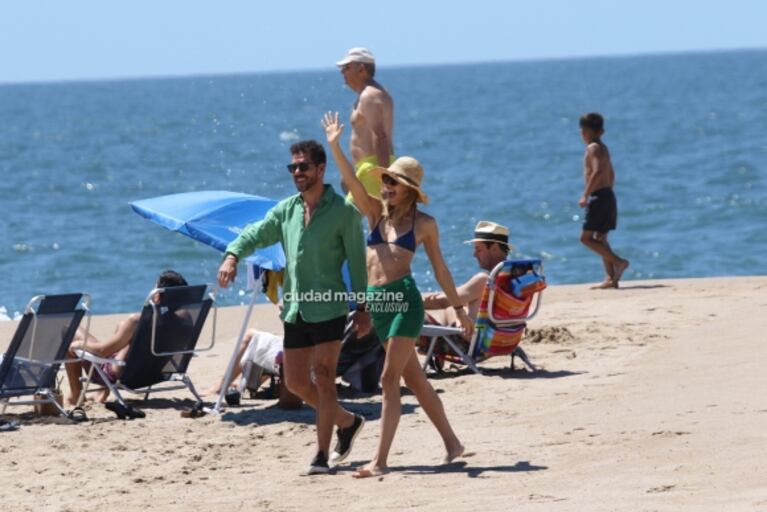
[419,259,546,375]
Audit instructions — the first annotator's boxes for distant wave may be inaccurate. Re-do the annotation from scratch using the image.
[0,306,20,321]
[279,131,299,142]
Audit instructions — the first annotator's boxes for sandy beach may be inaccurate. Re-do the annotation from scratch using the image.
[2,276,766,511]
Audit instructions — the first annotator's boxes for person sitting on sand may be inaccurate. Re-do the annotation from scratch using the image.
[64,270,188,405]
[202,328,281,398]
[323,111,470,479]
[422,221,511,328]
[578,112,630,288]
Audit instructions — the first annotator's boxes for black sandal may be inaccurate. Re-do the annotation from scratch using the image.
[67,407,89,423]
[224,389,241,406]
[106,402,145,420]
[180,402,206,418]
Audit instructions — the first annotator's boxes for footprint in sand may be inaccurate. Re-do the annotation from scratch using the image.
[646,484,676,493]
[651,431,691,437]
[528,493,567,502]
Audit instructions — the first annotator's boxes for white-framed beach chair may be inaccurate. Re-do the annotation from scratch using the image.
[76,284,216,419]
[419,259,545,375]
[0,294,91,419]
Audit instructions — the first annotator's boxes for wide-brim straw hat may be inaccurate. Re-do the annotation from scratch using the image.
[371,156,429,205]
[463,220,514,249]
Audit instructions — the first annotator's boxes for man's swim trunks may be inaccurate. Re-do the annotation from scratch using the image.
[583,187,617,233]
[347,155,395,201]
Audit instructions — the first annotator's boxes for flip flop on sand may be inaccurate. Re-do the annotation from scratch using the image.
[352,465,389,479]
[106,402,146,420]
[180,402,206,419]
[0,419,20,432]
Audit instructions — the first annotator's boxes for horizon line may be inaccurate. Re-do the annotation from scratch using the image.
[1,45,764,87]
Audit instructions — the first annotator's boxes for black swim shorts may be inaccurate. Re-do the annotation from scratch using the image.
[283,313,347,350]
[583,187,618,233]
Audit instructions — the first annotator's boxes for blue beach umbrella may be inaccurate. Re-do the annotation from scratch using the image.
[131,190,286,415]
[130,190,285,272]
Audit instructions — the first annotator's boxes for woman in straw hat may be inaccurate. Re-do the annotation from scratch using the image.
[323,112,471,478]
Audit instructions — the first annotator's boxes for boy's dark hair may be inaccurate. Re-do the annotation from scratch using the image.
[290,140,327,166]
[579,112,604,132]
[482,241,510,255]
[157,270,188,289]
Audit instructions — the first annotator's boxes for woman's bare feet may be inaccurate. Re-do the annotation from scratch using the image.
[352,461,388,479]
[590,279,614,290]
[442,443,465,464]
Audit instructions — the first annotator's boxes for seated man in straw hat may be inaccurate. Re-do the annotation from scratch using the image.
[422,221,512,328]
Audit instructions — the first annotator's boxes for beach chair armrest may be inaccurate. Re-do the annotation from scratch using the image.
[74,350,126,367]
[9,355,81,367]
[420,324,462,337]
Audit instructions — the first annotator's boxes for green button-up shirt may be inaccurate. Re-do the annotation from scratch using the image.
[225,184,367,324]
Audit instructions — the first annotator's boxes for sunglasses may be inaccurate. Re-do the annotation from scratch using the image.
[381,174,400,186]
[286,162,315,174]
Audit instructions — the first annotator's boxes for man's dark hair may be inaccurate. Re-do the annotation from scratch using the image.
[483,241,510,255]
[362,62,375,77]
[290,140,326,166]
[157,269,188,289]
[579,112,604,132]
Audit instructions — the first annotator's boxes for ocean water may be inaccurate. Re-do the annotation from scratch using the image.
[1,49,766,316]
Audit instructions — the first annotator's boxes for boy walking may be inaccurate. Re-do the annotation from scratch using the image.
[578,112,629,288]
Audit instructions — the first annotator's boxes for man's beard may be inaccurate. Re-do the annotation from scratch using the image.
[293,173,317,192]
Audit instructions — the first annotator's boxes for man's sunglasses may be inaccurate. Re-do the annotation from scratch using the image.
[287,162,314,173]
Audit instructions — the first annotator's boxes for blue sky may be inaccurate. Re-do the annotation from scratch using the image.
[2,0,765,83]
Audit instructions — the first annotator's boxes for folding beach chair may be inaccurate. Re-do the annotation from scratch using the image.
[337,323,384,393]
[419,259,546,375]
[76,285,216,419]
[0,294,91,419]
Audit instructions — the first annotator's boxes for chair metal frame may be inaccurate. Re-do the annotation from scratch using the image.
[75,285,216,411]
[420,259,544,374]
[0,294,91,417]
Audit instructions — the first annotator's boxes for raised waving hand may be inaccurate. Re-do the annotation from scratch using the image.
[322,111,381,220]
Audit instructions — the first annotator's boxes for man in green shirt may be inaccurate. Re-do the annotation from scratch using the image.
[218,140,370,475]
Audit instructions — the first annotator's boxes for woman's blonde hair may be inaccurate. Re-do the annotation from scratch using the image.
[382,186,418,222]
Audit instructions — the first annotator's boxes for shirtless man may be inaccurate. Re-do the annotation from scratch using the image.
[423,221,511,326]
[336,47,394,199]
[578,112,630,288]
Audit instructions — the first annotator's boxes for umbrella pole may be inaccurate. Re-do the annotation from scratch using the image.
[206,276,261,416]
